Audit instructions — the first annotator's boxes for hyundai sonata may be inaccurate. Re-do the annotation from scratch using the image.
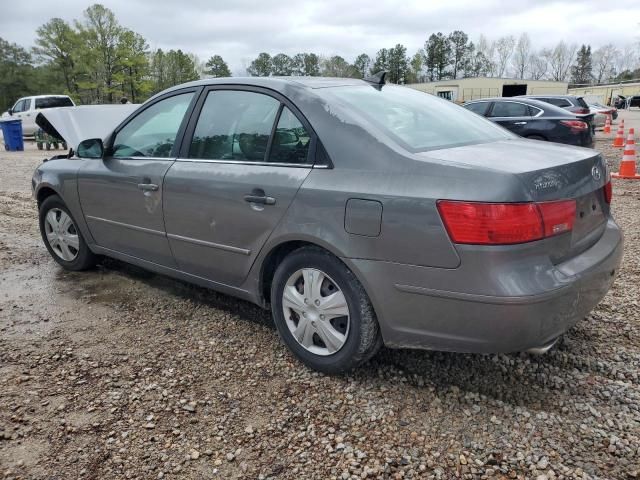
[32,74,623,373]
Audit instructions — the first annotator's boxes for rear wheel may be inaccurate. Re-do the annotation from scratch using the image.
[39,195,97,271]
[271,247,382,373]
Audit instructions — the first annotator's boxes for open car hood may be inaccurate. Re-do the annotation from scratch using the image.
[36,105,139,152]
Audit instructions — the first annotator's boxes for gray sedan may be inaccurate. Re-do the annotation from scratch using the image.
[32,75,623,373]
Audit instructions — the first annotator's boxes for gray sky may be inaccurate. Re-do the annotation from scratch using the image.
[1,0,639,74]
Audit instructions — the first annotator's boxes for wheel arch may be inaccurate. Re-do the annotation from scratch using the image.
[36,185,61,208]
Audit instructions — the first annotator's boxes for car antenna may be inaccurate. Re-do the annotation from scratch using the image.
[364,71,387,87]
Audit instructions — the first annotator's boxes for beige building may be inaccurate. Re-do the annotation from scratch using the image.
[568,82,640,105]
[406,77,569,103]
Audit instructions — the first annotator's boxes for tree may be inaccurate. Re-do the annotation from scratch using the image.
[512,33,531,79]
[290,53,320,76]
[424,33,450,80]
[321,55,356,77]
[462,46,492,78]
[387,44,408,83]
[448,30,471,79]
[271,53,293,76]
[115,29,150,102]
[353,53,371,78]
[0,38,34,111]
[570,45,592,85]
[247,52,272,76]
[476,34,496,76]
[545,41,577,81]
[528,51,548,80]
[204,55,231,77]
[149,48,199,92]
[372,48,390,74]
[75,4,124,103]
[593,44,619,83]
[406,50,424,83]
[33,18,80,95]
[495,35,515,77]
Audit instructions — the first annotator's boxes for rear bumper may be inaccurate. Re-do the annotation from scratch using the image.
[347,219,623,353]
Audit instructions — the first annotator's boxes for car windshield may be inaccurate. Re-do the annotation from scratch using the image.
[322,85,512,152]
[35,97,74,109]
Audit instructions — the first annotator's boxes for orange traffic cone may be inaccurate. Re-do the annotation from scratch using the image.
[604,115,611,134]
[612,123,625,147]
[612,128,640,180]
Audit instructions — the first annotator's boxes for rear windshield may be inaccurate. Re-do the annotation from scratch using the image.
[35,97,74,109]
[321,86,512,152]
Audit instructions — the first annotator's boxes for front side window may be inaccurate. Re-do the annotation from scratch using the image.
[464,102,490,116]
[189,90,280,161]
[22,99,31,111]
[12,100,25,113]
[489,102,530,118]
[113,92,194,158]
[321,85,512,152]
[269,107,311,164]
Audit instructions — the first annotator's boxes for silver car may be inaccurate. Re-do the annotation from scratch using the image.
[32,76,623,373]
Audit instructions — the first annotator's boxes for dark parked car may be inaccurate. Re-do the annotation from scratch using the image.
[517,94,596,132]
[463,97,593,147]
[32,76,622,373]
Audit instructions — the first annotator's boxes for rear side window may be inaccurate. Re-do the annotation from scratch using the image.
[269,107,311,164]
[113,92,194,158]
[189,90,280,161]
[323,86,511,152]
[488,101,530,118]
[464,102,490,116]
[543,98,571,108]
[35,97,74,109]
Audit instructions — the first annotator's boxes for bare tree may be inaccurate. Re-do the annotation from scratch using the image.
[593,44,619,83]
[546,41,577,81]
[529,51,548,80]
[495,35,515,77]
[476,34,496,76]
[512,33,531,79]
[614,44,638,76]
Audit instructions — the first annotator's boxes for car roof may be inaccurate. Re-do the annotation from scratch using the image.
[463,97,574,115]
[168,76,368,92]
[22,95,72,99]
[518,94,581,99]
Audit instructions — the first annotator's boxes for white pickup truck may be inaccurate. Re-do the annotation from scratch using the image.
[1,95,75,136]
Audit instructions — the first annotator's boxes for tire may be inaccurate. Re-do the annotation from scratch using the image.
[37,142,43,150]
[271,247,382,374]
[45,143,51,151]
[39,195,97,271]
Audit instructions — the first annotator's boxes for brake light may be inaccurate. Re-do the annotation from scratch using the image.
[560,120,589,132]
[437,200,576,245]
[603,181,612,204]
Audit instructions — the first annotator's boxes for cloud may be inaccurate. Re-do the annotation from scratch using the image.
[1,0,638,74]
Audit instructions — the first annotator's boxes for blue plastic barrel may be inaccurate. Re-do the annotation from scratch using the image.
[0,119,24,151]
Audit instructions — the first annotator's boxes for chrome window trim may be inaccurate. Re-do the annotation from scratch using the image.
[174,157,314,169]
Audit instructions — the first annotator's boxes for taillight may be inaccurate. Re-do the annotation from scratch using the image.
[603,181,612,204]
[575,108,590,114]
[436,200,576,245]
[560,120,589,132]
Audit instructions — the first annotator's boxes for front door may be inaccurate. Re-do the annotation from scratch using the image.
[78,90,196,267]
[163,88,315,286]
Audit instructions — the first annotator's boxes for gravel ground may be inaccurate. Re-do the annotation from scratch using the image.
[1,112,639,480]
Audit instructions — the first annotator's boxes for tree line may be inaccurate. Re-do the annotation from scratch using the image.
[1,3,638,111]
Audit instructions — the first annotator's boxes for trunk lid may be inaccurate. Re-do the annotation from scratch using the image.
[419,138,609,260]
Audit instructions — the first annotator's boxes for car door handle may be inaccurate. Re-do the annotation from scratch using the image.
[513,121,527,125]
[137,183,159,192]
[244,194,276,205]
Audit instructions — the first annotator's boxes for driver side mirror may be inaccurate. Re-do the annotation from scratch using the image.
[77,138,104,159]
[7,108,13,116]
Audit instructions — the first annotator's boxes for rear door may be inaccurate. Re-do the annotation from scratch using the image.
[77,89,198,266]
[487,101,532,136]
[163,87,316,286]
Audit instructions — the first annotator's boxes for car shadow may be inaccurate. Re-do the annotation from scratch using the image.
[60,257,595,413]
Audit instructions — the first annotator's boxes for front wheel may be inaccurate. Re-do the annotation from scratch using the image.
[39,195,97,271]
[271,247,382,374]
